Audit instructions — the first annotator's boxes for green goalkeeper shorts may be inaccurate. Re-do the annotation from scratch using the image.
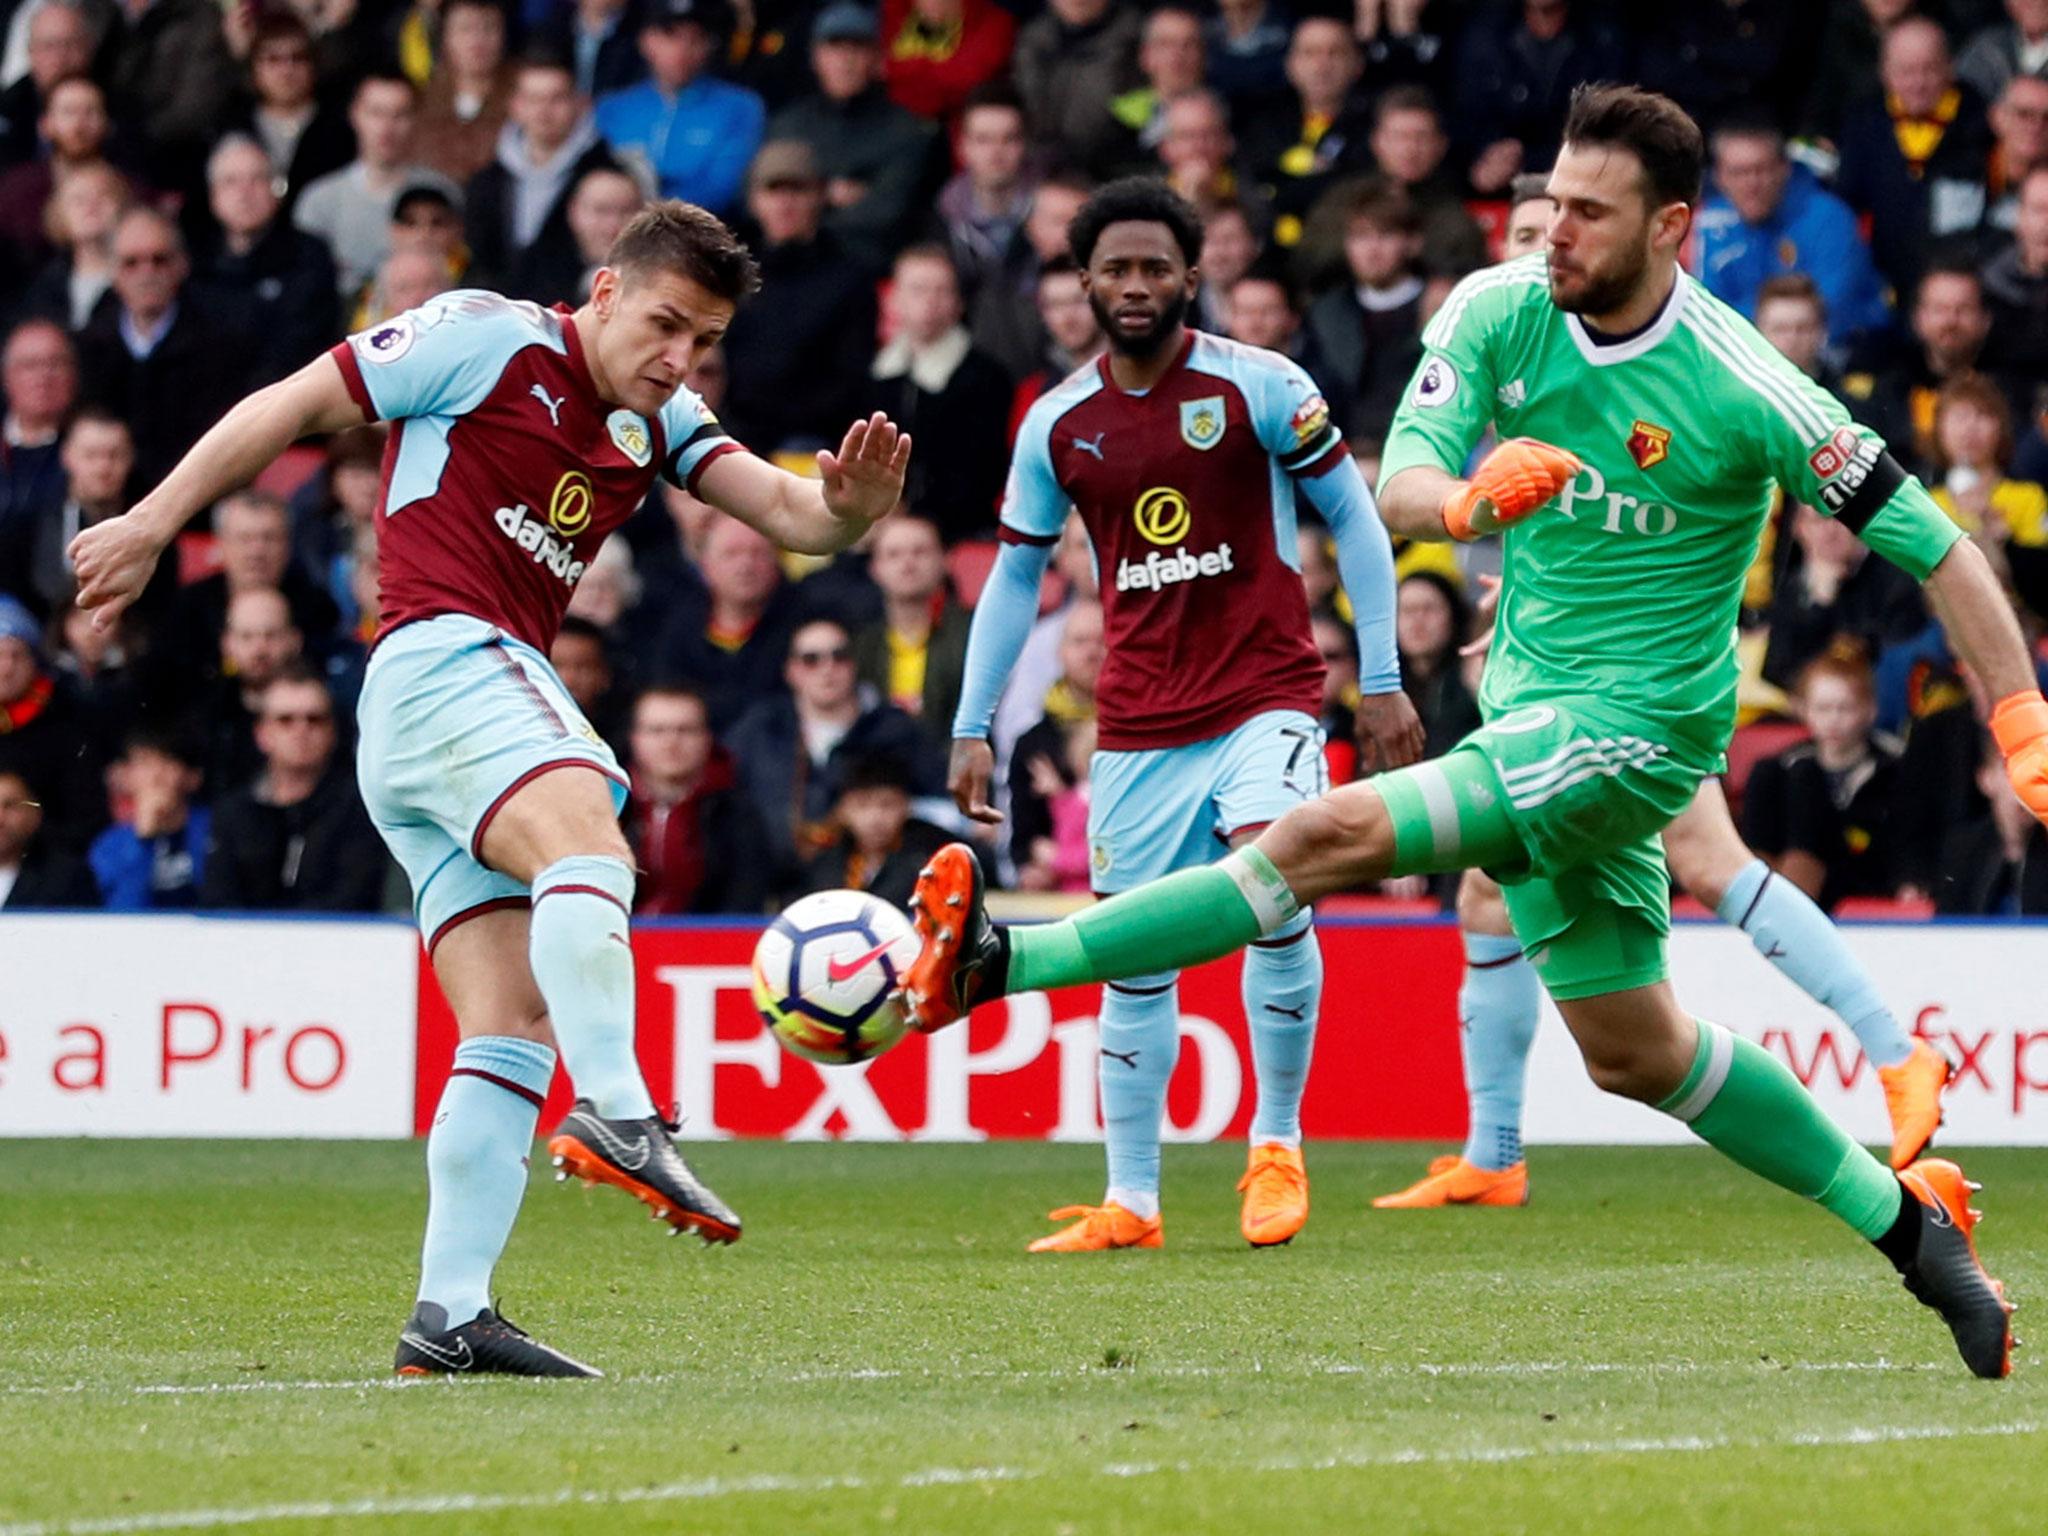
[1375,696,1710,999]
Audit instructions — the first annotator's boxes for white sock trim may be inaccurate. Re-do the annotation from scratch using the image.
[1222,847,1299,935]
[1665,1021,1735,1123]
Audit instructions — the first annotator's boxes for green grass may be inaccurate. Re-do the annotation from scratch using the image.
[2,1141,2045,1536]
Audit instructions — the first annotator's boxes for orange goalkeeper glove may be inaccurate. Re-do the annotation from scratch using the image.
[1441,438,1582,541]
[1991,688,2048,823]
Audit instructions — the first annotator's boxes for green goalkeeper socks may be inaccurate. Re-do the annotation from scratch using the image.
[1006,850,1296,994]
[1658,1020,1902,1240]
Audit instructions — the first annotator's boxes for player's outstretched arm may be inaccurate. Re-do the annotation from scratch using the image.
[1379,439,1581,543]
[69,354,367,630]
[695,411,911,555]
[1923,539,2048,822]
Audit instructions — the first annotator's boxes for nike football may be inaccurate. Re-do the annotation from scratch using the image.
[752,890,917,1066]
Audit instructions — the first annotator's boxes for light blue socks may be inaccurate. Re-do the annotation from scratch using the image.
[1098,972,1178,1220]
[1459,931,1540,1171]
[1245,913,1321,1146]
[418,1035,557,1325]
[528,855,655,1118]
[1717,859,1914,1067]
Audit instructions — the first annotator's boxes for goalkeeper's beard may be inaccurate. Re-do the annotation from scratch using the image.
[1547,240,1653,322]
[1090,288,1190,360]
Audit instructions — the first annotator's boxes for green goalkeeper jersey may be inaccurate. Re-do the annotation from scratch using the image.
[1379,253,1963,762]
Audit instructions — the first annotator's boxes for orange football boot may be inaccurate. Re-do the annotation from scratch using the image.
[1896,1158,2015,1378]
[1238,1143,1309,1246]
[1372,1154,1529,1209]
[1879,1039,1955,1170]
[902,844,1004,1034]
[1027,1203,1164,1253]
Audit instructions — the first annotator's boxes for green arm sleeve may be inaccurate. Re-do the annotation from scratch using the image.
[1376,264,1516,488]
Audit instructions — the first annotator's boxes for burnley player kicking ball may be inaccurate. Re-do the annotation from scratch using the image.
[71,203,911,1378]
[903,86,2041,1377]
[947,177,1421,1253]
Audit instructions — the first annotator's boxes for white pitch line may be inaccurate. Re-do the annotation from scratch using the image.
[0,1421,2041,1536]
[0,1356,1940,1401]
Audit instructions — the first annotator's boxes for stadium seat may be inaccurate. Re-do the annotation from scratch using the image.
[252,443,325,502]
[1835,895,1936,920]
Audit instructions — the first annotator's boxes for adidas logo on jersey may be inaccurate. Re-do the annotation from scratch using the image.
[493,503,588,586]
[1114,542,1235,593]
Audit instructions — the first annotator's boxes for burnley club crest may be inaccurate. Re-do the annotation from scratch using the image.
[1180,396,1226,451]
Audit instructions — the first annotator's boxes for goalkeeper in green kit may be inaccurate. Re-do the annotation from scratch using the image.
[900,84,2048,1377]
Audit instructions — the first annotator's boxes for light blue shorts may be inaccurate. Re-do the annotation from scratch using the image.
[1086,709,1327,894]
[355,613,628,951]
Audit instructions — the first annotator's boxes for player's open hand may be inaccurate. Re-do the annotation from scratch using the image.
[818,411,912,529]
[1355,688,1426,773]
[949,737,1002,825]
[68,511,169,632]
[1443,438,1580,540]
[1992,689,2048,826]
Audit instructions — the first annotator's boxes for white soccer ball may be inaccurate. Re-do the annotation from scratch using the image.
[751,890,918,1065]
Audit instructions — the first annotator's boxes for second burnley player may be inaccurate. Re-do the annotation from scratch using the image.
[899,86,2048,1377]
[69,202,910,1377]
[947,178,1422,1252]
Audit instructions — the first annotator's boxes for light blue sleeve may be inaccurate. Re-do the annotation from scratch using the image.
[342,291,551,422]
[1245,348,1346,477]
[952,539,1055,740]
[655,383,739,489]
[997,400,1071,542]
[1300,456,1401,694]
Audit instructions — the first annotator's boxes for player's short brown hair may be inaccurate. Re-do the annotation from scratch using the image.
[606,199,762,304]
[1561,83,1704,210]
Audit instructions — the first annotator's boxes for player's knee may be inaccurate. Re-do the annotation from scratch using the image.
[1577,1037,1665,1102]
[1455,870,1509,934]
[1262,784,1391,895]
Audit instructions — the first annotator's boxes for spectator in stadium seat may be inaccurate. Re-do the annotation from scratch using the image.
[1007,258,1103,435]
[105,0,236,195]
[167,491,339,676]
[1841,263,2018,476]
[0,765,97,908]
[797,749,951,906]
[1981,164,2048,374]
[862,245,1010,542]
[989,514,1096,777]
[187,585,302,794]
[23,410,160,626]
[1696,113,1893,359]
[1203,0,1289,112]
[0,318,74,607]
[881,0,1016,127]
[1223,269,1301,355]
[1396,569,1480,761]
[1239,18,1374,254]
[1836,17,1996,294]
[413,0,516,186]
[1011,0,1142,175]
[1799,0,1910,144]
[1312,610,1359,786]
[1743,650,1908,911]
[852,512,968,741]
[767,3,939,275]
[964,164,1090,385]
[1983,71,2048,235]
[934,84,1037,319]
[550,612,629,755]
[541,0,650,100]
[1094,4,1204,179]
[88,727,208,909]
[1005,596,1100,890]
[1452,0,1628,191]
[718,139,876,453]
[294,74,463,303]
[221,15,355,217]
[48,591,143,760]
[0,76,129,277]
[75,207,249,502]
[0,0,94,167]
[1301,180,1426,441]
[1761,504,1929,691]
[1958,0,2048,106]
[1754,275,1846,396]
[354,226,458,330]
[1352,0,1458,105]
[594,0,764,216]
[1190,199,1260,333]
[622,682,773,913]
[1934,735,2048,913]
[551,163,644,303]
[14,158,127,331]
[1927,370,2048,621]
[200,665,387,910]
[651,512,805,731]
[0,593,103,852]
[1153,88,1241,220]
[728,615,944,878]
[1299,87,1485,290]
[464,53,616,302]
[191,136,340,391]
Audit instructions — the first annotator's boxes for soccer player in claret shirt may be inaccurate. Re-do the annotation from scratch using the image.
[904,86,2048,1377]
[70,202,910,1378]
[948,178,1422,1253]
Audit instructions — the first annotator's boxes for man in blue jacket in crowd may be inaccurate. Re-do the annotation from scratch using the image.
[594,0,764,216]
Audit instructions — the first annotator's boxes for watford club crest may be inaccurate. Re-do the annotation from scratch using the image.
[1626,419,1672,471]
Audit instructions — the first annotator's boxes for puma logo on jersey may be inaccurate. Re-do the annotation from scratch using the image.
[492,503,588,586]
[530,383,566,426]
[1074,432,1106,460]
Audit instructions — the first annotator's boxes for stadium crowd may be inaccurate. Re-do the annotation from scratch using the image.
[3,0,2048,919]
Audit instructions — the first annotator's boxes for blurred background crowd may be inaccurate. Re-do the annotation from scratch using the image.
[3,0,2048,921]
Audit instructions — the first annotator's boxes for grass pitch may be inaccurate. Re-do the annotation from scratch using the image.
[2,1140,2045,1536]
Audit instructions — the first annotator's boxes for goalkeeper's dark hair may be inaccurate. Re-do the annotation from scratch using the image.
[607,199,761,304]
[1068,177,1204,268]
[1561,83,1704,210]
